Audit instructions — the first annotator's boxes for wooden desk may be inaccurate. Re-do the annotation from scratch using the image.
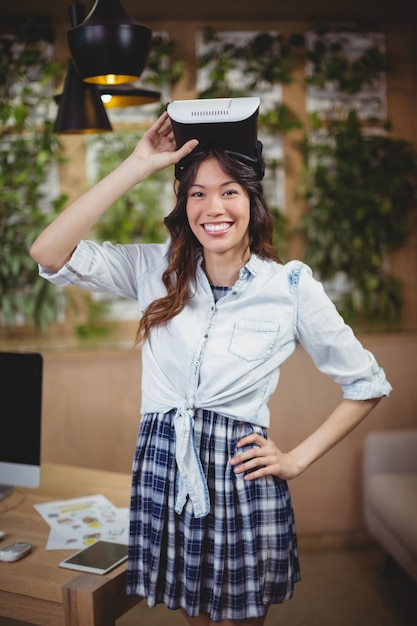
[0,463,141,626]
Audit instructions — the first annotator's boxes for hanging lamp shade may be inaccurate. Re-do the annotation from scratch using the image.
[67,0,152,85]
[98,84,160,108]
[53,63,113,133]
[53,3,112,134]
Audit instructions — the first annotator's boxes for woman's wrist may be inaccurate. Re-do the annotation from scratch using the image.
[115,153,152,189]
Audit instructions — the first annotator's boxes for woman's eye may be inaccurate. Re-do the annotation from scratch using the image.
[224,189,238,196]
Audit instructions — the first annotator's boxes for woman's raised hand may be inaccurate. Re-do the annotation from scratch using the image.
[132,111,198,177]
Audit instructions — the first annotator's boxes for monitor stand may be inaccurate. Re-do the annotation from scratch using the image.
[0,485,14,502]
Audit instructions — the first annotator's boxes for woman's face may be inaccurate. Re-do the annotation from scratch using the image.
[186,157,250,261]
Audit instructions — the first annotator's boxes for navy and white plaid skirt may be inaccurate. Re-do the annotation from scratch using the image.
[127,409,301,622]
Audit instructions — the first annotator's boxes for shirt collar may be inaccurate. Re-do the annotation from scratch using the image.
[243,253,263,277]
[195,248,264,278]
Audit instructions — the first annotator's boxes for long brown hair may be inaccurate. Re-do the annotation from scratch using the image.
[136,148,281,344]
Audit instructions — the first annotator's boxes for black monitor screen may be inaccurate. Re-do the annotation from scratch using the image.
[0,352,42,466]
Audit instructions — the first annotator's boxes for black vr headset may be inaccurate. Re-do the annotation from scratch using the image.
[167,97,265,181]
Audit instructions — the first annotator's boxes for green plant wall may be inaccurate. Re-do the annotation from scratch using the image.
[300,111,416,327]
[0,19,67,330]
[1,22,416,335]
[299,27,417,329]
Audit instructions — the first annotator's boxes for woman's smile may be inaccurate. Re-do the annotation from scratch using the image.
[202,221,234,234]
[186,158,250,260]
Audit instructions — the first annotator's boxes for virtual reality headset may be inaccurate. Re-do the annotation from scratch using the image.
[167,97,265,181]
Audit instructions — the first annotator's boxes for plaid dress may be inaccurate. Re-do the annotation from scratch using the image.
[127,409,301,622]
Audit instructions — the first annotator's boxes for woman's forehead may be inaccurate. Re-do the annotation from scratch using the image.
[192,158,237,185]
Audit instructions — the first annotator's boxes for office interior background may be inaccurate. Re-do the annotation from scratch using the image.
[0,0,416,541]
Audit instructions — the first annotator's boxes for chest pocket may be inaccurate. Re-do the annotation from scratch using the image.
[228,320,280,362]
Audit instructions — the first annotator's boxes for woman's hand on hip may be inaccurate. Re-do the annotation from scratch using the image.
[230,433,301,481]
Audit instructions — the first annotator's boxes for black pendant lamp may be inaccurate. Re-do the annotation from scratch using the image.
[98,84,160,108]
[53,4,112,134]
[67,0,152,85]
[53,68,112,133]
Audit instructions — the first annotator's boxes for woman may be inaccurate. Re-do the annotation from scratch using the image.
[31,111,392,626]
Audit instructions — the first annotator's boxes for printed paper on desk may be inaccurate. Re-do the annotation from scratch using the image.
[34,494,129,550]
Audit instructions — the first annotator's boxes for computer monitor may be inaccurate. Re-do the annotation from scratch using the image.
[0,352,43,501]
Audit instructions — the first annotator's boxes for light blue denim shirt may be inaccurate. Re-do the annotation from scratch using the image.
[39,239,392,517]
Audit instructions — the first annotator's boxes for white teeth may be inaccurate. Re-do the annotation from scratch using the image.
[203,223,231,232]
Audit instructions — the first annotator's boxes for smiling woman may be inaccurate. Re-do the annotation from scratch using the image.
[186,158,251,285]
[29,100,392,626]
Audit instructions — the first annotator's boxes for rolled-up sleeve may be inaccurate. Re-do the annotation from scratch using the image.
[39,240,143,300]
[294,263,392,400]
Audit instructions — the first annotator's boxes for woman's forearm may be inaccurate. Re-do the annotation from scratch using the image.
[288,397,381,475]
[231,397,382,481]
[30,154,147,272]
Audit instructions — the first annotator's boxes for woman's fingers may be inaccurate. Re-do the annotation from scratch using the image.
[230,434,271,470]
[230,433,297,480]
[174,138,199,159]
[148,110,170,133]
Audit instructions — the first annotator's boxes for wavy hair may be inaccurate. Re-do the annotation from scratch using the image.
[136,148,281,344]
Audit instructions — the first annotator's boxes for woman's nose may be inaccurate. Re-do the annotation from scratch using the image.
[206,196,225,216]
